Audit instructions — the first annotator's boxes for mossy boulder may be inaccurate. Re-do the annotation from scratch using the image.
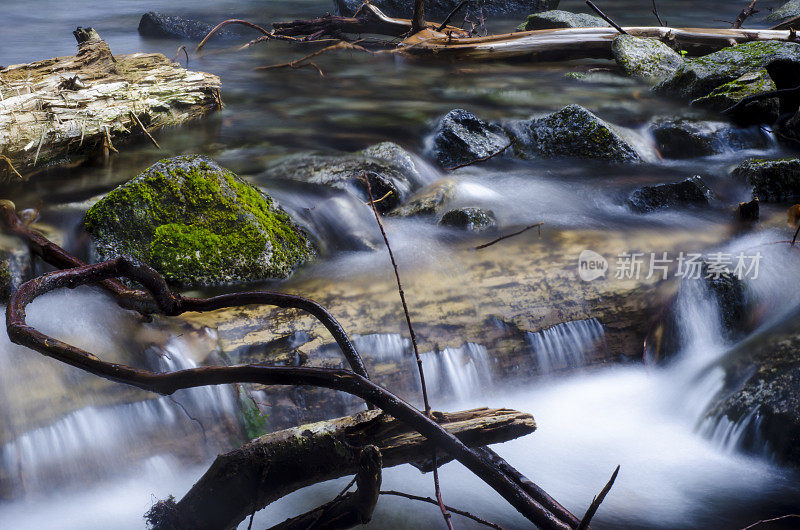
[649,117,769,159]
[627,176,716,213]
[654,41,800,100]
[392,179,457,217]
[263,143,422,213]
[509,104,642,162]
[766,0,800,24]
[517,10,608,30]
[431,109,511,169]
[439,208,497,231]
[84,155,315,287]
[692,69,780,126]
[611,35,684,85]
[732,158,800,201]
[334,0,559,19]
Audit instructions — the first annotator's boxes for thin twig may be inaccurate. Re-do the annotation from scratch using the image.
[732,0,759,29]
[433,451,455,530]
[365,190,394,206]
[792,223,800,246]
[256,41,371,76]
[475,223,543,250]
[445,141,511,171]
[171,45,189,66]
[197,19,271,51]
[166,395,207,443]
[381,490,504,529]
[577,465,619,530]
[437,0,470,32]
[585,0,628,35]
[0,155,24,181]
[652,0,665,26]
[129,111,161,150]
[742,514,800,530]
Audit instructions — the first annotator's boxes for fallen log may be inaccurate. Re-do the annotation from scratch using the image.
[0,28,221,180]
[400,26,800,61]
[151,407,535,529]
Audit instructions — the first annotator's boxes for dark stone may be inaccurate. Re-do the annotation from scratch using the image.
[517,10,608,30]
[439,208,497,231]
[431,109,511,169]
[627,176,716,213]
[650,118,769,159]
[692,70,780,126]
[333,0,559,19]
[737,198,760,222]
[138,12,234,41]
[702,262,748,339]
[732,158,800,202]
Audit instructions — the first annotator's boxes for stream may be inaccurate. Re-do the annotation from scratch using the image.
[2,0,800,528]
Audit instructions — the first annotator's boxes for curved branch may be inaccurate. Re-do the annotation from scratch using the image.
[196,19,271,51]
[5,257,572,530]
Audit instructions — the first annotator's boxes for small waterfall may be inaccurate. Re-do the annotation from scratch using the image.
[698,407,769,457]
[421,343,492,401]
[525,318,606,374]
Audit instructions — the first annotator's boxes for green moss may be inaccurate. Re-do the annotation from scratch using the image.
[0,262,11,302]
[85,155,314,286]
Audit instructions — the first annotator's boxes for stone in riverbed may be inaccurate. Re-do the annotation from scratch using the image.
[138,12,234,41]
[649,117,769,159]
[766,0,800,25]
[439,208,497,231]
[517,10,608,30]
[654,41,800,100]
[508,104,642,162]
[334,0,559,19]
[611,35,684,85]
[731,158,800,202]
[262,142,422,213]
[84,155,315,287]
[431,109,511,169]
[692,70,780,126]
[627,176,716,213]
[391,179,457,217]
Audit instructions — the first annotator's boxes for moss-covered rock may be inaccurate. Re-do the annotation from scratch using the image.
[439,208,497,231]
[431,109,511,169]
[334,0,559,19]
[84,155,314,287]
[391,179,457,217]
[627,176,716,213]
[649,117,769,159]
[692,69,780,125]
[509,104,642,162]
[766,0,800,24]
[611,35,684,85]
[732,158,800,201]
[654,41,800,100]
[262,143,422,213]
[517,10,608,30]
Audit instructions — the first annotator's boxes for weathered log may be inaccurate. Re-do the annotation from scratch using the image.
[156,407,535,529]
[0,28,221,180]
[400,26,799,61]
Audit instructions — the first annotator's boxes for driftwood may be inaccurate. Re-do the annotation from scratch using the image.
[156,407,535,529]
[0,28,221,180]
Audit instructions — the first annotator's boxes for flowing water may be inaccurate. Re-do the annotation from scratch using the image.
[2,0,800,528]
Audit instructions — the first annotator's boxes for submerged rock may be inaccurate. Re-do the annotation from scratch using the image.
[509,104,642,162]
[84,155,314,287]
[137,12,232,41]
[439,208,497,231]
[392,179,457,217]
[655,41,800,100]
[611,35,684,84]
[263,143,422,213]
[517,10,608,30]
[732,158,800,201]
[649,117,769,159]
[627,176,716,212]
[692,70,780,126]
[334,0,559,19]
[431,109,511,169]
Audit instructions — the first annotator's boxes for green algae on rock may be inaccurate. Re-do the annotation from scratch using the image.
[692,69,779,125]
[84,155,314,287]
[732,158,800,202]
[655,41,800,100]
[611,35,684,85]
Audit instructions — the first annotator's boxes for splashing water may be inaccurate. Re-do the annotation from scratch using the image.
[525,318,606,375]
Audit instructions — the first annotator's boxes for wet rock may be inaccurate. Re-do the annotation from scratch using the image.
[84,155,315,287]
[703,262,749,338]
[431,109,511,169]
[137,12,233,41]
[732,158,800,201]
[649,117,769,159]
[391,179,457,217]
[655,41,800,100]
[766,0,800,25]
[611,35,684,84]
[517,10,608,30]
[627,176,716,213]
[509,104,642,162]
[737,198,760,222]
[439,207,497,231]
[692,70,780,126]
[334,0,559,19]
[263,143,422,213]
